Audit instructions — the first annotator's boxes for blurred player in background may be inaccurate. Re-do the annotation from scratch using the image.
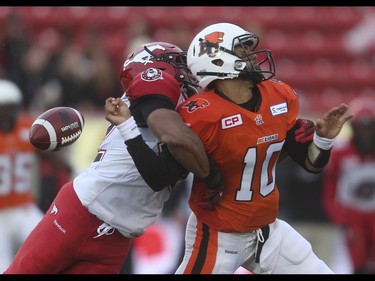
[0,79,44,273]
[0,79,71,273]
[322,96,375,274]
[5,42,222,274]
[172,22,353,274]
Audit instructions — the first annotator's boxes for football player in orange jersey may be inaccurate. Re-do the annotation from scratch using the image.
[172,22,354,274]
[0,79,72,273]
[105,27,351,275]
[0,79,45,273]
[106,23,352,273]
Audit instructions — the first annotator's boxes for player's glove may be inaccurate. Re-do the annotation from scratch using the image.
[294,118,315,143]
[199,155,224,211]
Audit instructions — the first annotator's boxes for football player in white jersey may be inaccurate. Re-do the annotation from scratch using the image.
[5,42,223,274]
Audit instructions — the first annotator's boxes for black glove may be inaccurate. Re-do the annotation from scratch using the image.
[294,118,315,143]
[199,155,224,211]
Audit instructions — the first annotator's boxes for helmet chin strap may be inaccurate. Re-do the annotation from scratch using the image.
[196,72,235,78]
[238,71,264,85]
[181,84,200,98]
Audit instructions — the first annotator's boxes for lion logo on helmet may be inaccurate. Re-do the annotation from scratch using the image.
[199,31,224,57]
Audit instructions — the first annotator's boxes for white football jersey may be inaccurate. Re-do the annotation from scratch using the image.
[73,95,171,238]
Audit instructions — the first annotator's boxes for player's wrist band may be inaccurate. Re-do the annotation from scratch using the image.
[313,132,334,150]
[116,116,141,141]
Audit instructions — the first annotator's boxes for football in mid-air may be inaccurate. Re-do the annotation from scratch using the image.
[29,107,85,152]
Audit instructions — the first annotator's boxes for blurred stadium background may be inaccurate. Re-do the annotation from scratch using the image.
[1,6,374,274]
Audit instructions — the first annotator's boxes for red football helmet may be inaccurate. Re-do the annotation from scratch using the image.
[350,97,375,126]
[349,97,375,155]
[120,41,199,98]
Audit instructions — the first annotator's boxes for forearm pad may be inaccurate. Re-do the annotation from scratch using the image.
[202,155,224,190]
[198,155,224,210]
[307,142,331,169]
[307,132,333,169]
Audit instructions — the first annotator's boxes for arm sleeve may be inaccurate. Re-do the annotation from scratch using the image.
[284,123,331,173]
[125,135,189,191]
[283,121,312,171]
[130,95,175,127]
[126,96,189,191]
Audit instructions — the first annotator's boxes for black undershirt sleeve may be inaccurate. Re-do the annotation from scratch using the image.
[124,96,189,191]
[125,136,189,191]
[283,122,312,171]
[130,95,175,127]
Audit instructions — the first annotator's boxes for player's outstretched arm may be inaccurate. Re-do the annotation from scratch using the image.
[283,104,354,174]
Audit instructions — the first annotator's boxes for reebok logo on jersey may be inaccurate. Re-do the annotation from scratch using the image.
[270,102,288,116]
[221,114,243,129]
[53,219,66,234]
[225,249,238,254]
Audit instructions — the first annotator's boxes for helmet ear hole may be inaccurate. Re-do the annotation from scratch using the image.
[212,59,224,67]
[176,73,185,81]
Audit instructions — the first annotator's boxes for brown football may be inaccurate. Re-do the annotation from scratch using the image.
[29,107,85,151]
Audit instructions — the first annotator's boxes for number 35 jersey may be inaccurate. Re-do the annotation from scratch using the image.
[177,79,299,233]
[0,114,37,209]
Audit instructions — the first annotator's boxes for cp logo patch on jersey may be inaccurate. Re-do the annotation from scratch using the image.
[222,114,243,129]
[141,68,164,82]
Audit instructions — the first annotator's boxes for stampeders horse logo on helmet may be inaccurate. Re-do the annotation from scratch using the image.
[124,44,166,68]
[141,68,164,82]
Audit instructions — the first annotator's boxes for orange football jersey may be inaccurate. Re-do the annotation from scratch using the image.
[0,113,38,208]
[177,79,299,232]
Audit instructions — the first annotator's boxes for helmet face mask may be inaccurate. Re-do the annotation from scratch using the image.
[120,42,199,99]
[187,22,276,90]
